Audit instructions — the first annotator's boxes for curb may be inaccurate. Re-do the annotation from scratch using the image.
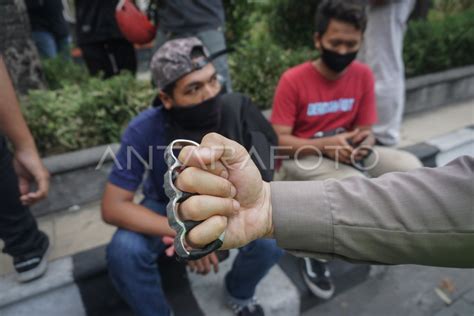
[402,125,474,167]
[0,245,370,316]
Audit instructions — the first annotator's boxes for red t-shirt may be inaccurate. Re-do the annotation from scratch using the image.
[271,61,377,139]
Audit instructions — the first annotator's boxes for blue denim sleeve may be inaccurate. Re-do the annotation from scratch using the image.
[108,126,148,192]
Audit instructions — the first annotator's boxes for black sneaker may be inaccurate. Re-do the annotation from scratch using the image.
[227,297,264,316]
[300,257,335,299]
[14,238,50,283]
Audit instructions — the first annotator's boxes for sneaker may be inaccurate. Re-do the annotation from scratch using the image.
[227,297,264,316]
[300,257,335,299]
[14,239,50,283]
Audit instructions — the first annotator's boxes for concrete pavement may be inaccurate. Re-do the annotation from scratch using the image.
[302,265,474,316]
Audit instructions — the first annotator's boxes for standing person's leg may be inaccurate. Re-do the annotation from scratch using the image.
[153,29,170,53]
[365,146,422,178]
[0,136,49,282]
[197,28,233,92]
[106,199,171,316]
[359,0,416,145]
[225,239,283,311]
[31,31,58,58]
[80,42,115,78]
[55,35,72,59]
[108,38,137,76]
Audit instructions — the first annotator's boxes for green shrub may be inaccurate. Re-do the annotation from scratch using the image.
[224,0,262,44]
[230,36,317,109]
[23,73,154,155]
[41,58,91,90]
[267,0,322,49]
[404,9,474,77]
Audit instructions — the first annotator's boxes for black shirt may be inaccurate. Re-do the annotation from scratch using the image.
[25,0,69,39]
[75,0,124,45]
[157,0,225,35]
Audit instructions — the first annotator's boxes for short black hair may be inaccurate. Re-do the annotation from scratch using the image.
[315,0,367,35]
[161,81,176,97]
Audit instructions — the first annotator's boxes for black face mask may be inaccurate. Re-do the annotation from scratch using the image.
[321,45,358,73]
[167,93,222,130]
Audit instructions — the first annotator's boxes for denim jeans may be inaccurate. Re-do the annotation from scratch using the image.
[106,198,283,316]
[154,28,233,92]
[31,31,70,59]
[0,136,49,259]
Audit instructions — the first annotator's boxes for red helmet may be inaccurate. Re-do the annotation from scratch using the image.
[115,0,157,45]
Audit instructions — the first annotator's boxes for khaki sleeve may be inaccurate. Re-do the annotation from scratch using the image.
[271,156,474,268]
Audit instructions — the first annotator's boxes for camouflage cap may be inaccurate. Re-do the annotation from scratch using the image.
[150,37,211,91]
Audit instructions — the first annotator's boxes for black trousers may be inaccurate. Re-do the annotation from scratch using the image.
[80,38,137,78]
[0,136,48,259]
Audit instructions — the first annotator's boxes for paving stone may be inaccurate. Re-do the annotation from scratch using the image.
[189,250,300,316]
[52,204,115,258]
[433,299,474,316]
[462,289,474,304]
[399,101,474,147]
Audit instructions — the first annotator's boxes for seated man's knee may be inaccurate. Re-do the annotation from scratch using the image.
[107,229,152,273]
[375,148,423,172]
[397,151,423,170]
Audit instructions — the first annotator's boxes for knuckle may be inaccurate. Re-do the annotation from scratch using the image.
[203,132,218,144]
[215,215,228,229]
[179,168,195,190]
[225,199,234,213]
[220,180,232,196]
[186,197,202,220]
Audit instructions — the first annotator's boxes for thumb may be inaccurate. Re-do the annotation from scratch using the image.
[345,129,360,139]
[178,133,249,170]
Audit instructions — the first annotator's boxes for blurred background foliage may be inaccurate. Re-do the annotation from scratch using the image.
[226,0,474,108]
[25,0,474,155]
[24,60,153,155]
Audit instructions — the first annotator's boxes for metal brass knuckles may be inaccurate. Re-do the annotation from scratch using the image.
[164,139,225,261]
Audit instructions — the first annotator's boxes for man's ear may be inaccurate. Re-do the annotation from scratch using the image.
[313,32,321,50]
[159,91,173,110]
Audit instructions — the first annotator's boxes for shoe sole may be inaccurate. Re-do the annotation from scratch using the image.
[17,246,50,283]
[302,271,335,300]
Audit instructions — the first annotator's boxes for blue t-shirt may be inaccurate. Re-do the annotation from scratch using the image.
[109,94,278,210]
[108,106,169,207]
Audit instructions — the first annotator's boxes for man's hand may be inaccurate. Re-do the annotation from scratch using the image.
[174,133,273,250]
[162,236,219,274]
[187,252,219,275]
[13,148,50,205]
[322,129,359,164]
[162,236,176,257]
[351,129,376,161]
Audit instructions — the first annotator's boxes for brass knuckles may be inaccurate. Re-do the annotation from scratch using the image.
[163,139,226,261]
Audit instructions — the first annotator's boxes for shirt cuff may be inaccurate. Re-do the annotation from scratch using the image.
[270,181,333,254]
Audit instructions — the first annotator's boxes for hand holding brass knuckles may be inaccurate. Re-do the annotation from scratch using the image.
[163,139,225,261]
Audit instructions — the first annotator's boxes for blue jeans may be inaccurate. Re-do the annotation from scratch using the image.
[106,198,283,316]
[31,31,70,58]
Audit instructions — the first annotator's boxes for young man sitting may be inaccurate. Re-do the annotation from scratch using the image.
[271,0,422,301]
[101,37,283,316]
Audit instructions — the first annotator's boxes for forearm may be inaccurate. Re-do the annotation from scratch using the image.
[270,156,474,268]
[105,201,176,237]
[277,134,328,157]
[0,57,37,151]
